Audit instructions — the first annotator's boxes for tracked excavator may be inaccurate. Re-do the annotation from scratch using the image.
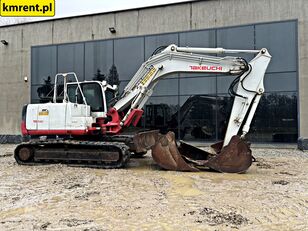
[14,44,271,173]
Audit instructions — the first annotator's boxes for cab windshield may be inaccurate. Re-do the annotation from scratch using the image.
[67,83,104,112]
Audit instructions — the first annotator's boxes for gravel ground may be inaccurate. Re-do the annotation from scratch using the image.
[0,144,307,231]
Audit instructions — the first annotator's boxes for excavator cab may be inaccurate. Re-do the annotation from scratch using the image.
[65,78,118,119]
[67,82,105,111]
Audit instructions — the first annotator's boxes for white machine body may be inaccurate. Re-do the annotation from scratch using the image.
[26,103,93,131]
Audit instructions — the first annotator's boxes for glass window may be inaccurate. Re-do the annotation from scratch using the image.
[216,95,234,140]
[217,26,254,61]
[67,83,104,112]
[67,84,80,104]
[264,72,297,92]
[179,30,216,47]
[256,21,297,73]
[114,37,144,81]
[217,75,237,94]
[144,96,179,136]
[152,78,178,96]
[248,92,298,142]
[31,46,57,85]
[118,80,129,95]
[32,81,64,103]
[31,84,54,103]
[218,71,298,95]
[218,72,298,95]
[180,76,216,96]
[84,40,114,81]
[57,43,85,81]
[105,89,116,108]
[180,95,217,141]
[145,33,178,59]
[82,83,104,112]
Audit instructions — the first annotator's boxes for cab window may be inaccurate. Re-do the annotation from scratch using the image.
[67,83,104,112]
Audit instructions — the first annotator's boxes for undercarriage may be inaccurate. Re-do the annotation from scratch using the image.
[14,140,130,168]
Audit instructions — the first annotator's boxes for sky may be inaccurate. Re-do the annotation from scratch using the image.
[0,0,192,26]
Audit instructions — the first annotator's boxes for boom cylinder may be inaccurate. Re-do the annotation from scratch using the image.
[175,46,261,54]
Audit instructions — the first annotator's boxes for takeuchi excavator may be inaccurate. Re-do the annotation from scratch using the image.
[14,44,271,173]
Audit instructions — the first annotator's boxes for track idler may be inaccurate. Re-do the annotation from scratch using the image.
[134,131,253,173]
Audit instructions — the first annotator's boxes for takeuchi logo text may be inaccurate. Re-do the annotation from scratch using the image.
[189,65,223,71]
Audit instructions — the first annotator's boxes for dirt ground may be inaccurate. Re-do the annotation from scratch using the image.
[0,144,307,231]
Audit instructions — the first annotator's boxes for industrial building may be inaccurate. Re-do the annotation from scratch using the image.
[0,0,307,149]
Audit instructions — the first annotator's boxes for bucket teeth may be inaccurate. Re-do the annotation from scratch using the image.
[134,131,253,173]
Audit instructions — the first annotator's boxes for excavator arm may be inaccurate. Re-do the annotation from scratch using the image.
[109,44,271,144]
[111,44,271,173]
[114,45,248,116]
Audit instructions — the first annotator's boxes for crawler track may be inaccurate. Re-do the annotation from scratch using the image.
[14,140,130,168]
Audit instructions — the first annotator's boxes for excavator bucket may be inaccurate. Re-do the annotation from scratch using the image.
[133,130,160,153]
[134,131,253,173]
[151,132,199,172]
[177,135,253,173]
